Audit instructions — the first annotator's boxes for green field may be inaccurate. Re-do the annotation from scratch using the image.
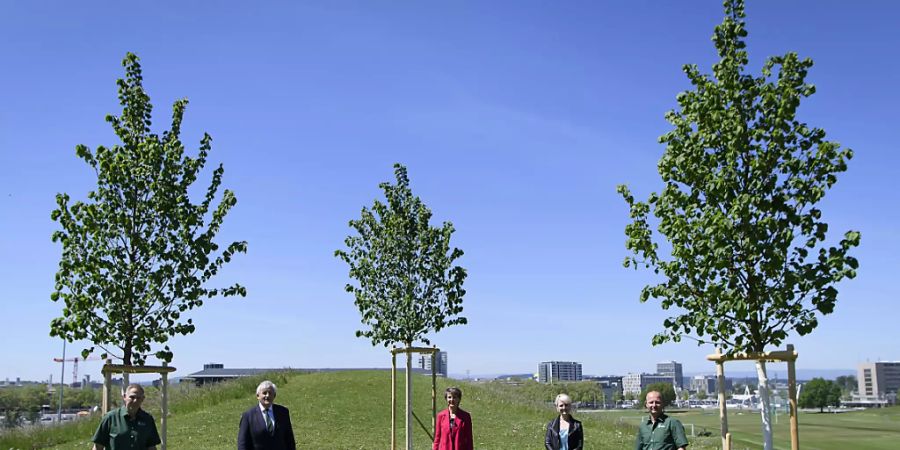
[3,371,897,449]
[586,406,900,450]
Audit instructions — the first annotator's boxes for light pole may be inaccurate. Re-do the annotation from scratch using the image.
[57,340,66,422]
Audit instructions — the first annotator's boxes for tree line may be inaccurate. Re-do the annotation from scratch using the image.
[0,386,101,428]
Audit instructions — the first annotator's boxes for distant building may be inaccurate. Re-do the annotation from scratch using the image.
[184,363,290,386]
[858,361,900,400]
[690,375,732,395]
[657,361,684,389]
[623,373,675,395]
[183,364,429,386]
[585,376,623,407]
[538,361,582,384]
[419,351,448,377]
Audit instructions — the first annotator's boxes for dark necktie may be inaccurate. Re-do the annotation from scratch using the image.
[264,409,274,434]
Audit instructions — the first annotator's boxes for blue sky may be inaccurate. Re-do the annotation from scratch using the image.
[1,1,897,383]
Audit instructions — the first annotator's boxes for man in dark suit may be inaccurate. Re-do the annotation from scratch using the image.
[238,380,296,450]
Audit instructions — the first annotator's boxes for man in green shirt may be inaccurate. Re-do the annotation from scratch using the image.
[92,384,161,450]
[635,390,688,450]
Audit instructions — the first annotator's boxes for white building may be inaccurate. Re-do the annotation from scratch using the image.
[623,373,676,395]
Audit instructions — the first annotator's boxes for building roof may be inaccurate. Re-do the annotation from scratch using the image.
[185,367,430,379]
[185,368,287,379]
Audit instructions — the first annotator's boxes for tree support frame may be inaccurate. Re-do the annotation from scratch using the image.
[101,361,176,450]
[706,344,799,450]
[390,346,440,450]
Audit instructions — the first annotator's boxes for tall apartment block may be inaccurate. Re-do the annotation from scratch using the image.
[538,361,583,384]
[419,351,448,377]
[656,360,684,389]
[858,361,900,399]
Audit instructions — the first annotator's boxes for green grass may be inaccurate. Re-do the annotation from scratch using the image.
[18,371,900,449]
[595,406,900,450]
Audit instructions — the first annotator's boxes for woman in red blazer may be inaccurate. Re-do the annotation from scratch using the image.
[433,387,474,450]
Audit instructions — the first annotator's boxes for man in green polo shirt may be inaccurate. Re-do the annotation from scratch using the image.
[92,383,161,450]
[635,390,688,450]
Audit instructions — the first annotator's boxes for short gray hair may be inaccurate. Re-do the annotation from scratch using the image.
[256,380,277,395]
[555,393,572,405]
[123,383,145,397]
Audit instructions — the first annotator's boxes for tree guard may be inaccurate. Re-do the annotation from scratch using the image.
[706,345,799,450]
[390,346,439,450]
[101,360,176,450]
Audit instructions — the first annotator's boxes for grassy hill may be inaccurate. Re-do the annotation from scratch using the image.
[8,370,898,449]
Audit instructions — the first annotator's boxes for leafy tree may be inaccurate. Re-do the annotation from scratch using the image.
[640,382,677,408]
[336,163,467,346]
[697,389,708,400]
[799,378,841,412]
[49,53,247,367]
[335,163,467,449]
[562,381,604,405]
[618,1,858,448]
[2,410,23,429]
[835,375,857,396]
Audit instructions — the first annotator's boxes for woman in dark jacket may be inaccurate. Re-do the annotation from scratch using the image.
[545,394,583,450]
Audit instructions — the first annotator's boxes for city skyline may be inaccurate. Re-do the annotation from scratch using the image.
[2,1,898,382]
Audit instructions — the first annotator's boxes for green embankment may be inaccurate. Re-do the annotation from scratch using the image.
[7,371,897,449]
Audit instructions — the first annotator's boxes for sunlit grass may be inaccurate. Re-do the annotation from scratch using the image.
[4,371,724,449]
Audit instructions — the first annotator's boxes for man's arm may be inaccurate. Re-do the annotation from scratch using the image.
[92,414,111,450]
[671,419,689,450]
[281,406,296,450]
[238,410,252,450]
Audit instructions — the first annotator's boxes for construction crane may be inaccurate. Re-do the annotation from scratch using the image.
[52,355,102,386]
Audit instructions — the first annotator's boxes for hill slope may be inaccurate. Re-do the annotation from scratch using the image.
[33,370,718,449]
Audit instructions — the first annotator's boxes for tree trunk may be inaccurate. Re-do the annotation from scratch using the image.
[123,346,131,387]
[756,360,773,450]
[405,345,412,450]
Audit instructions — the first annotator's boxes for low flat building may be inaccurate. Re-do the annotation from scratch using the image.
[183,363,289,386]
[183,363,429,386]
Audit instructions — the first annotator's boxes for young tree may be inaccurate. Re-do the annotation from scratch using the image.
[335,163,467,450]
[617,1,859,448]
[798,378,841,412]
[50,53,247,367]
